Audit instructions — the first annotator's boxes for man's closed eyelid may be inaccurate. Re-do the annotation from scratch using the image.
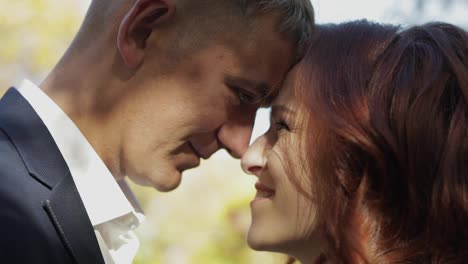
[233,86,261,104]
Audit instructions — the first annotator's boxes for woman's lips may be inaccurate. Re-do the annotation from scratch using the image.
[254,182,275,200]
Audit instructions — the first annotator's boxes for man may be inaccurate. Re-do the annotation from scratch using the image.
[0,0,314,263]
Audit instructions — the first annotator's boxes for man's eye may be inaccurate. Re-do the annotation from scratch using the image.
[231,86,258,104]
[238,90,256,104]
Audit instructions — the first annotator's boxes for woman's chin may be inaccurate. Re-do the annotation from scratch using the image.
[247,226,312,259]
[247,237,274,252]
[247,228,284,253]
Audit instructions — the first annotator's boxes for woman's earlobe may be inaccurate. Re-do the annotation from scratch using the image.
[117,0,175,68]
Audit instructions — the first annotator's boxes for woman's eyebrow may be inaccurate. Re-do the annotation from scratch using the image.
[271,105,296,116]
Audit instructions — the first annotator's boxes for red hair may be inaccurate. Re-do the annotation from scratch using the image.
[290,21,468,263]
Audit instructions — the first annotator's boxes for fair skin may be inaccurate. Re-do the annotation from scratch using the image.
[40,0,295,191]
[241,67,320,264]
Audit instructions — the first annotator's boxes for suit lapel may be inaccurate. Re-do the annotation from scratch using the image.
[0,88,104,264]
[43,173,105,264]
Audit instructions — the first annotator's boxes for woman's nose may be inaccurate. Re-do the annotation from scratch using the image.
[241,135,267,175]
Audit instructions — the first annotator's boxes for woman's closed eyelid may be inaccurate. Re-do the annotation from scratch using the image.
[269,116,291,132]
[274,120,290,131]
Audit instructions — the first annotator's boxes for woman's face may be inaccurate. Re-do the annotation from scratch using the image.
[241,66,319,257]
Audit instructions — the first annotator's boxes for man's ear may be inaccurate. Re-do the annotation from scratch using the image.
[117,0,175,68]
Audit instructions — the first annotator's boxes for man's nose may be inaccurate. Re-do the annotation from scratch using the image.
[217,121,253,158]
[217,110,256,158]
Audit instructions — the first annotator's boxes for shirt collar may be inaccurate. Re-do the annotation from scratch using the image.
[16,79,144,226]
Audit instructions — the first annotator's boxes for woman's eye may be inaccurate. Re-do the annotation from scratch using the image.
[274,120,290,131]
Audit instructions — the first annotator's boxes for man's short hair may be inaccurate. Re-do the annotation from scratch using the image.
[79,0,314,60]
[235,0,315,54]
[174,0,315,56]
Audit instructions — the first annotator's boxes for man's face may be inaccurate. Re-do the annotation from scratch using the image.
[119,14,295,191]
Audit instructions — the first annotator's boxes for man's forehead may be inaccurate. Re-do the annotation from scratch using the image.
[228,39,294,88]
[213,16,296,104]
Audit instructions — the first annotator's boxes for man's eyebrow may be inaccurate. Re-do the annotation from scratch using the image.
[226,76,273,98]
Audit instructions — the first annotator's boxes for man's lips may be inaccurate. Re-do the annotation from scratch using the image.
[187,141,216,159]
[254,182,275,199]
[188,141,203,159]
[172,142,201,172]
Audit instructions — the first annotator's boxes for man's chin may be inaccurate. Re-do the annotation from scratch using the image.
[127,170,183,192]
[149,170,182,192]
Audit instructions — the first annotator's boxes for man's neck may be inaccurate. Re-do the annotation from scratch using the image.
[39,52,125,180]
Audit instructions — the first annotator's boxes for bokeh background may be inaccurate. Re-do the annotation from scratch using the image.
[0,1,466,263]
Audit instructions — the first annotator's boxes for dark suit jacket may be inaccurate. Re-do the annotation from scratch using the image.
[0,88,105,264]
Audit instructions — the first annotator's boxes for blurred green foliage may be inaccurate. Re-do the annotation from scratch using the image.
[0,0,82,90]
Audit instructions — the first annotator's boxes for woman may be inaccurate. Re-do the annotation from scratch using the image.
[241,20,468,263]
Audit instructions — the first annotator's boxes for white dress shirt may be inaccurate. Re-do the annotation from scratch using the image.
[16,79,145,264]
